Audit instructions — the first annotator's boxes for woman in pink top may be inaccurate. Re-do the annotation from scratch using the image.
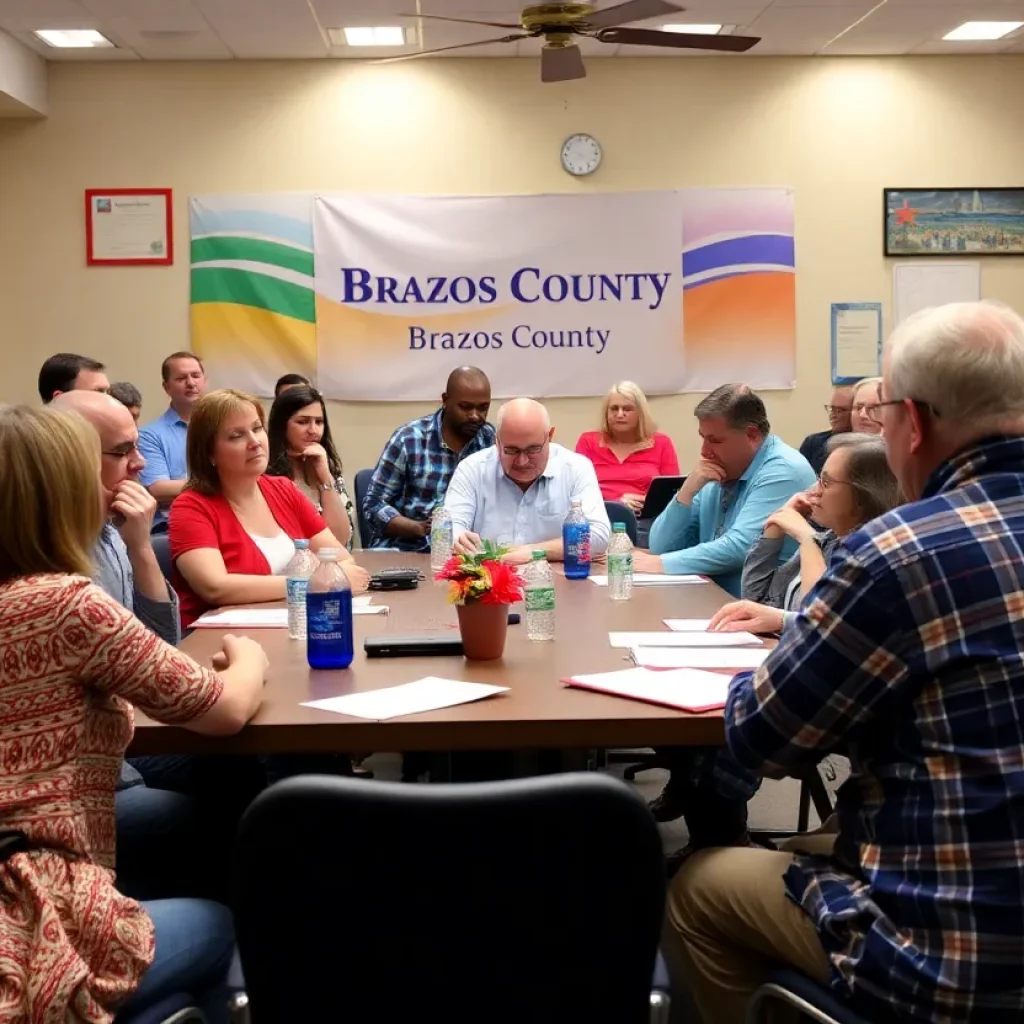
[576,381,680,515]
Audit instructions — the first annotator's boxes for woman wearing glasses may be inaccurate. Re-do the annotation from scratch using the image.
[849,377,883,434]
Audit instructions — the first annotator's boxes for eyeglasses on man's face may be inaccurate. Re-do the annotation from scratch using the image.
[824,404,851,415]
[101,442,141,460]
[500,442,547,460]
[864,398,942,425]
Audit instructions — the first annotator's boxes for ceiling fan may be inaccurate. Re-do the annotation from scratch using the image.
[374,1,760,82]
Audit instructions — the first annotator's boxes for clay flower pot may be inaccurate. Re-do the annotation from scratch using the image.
[456,601,509,660]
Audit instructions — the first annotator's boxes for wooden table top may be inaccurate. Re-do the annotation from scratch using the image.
[129,551,761,756]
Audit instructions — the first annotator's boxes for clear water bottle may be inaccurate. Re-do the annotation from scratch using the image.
[284,539,319,640]
[430,504,453,571]
[306,548,354,670]
[607,522,634,602]
[524,550,555,641]
[562,500,592,580]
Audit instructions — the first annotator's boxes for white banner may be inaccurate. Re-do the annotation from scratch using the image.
[313,192,687,400]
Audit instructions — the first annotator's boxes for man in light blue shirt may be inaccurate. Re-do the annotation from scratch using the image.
[449,398,610,564]
[636,384,815,596]
[139,351,207,531]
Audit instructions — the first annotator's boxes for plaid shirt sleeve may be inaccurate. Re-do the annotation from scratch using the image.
[364,428,409,533]
[726,544,914,778]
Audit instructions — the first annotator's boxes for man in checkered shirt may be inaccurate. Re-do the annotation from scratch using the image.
[668,301,1024,1023]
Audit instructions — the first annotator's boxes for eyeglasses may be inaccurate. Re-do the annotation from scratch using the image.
[501,443,547,459]
[101,443,140,460]
[819,470,853,491]
[864,398,942,424]
[823,405,851,414]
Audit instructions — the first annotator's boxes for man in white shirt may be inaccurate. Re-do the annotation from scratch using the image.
[449,397,610,564]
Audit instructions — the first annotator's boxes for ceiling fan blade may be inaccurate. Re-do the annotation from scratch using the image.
[597,26,760,51]
[398,12,522,30]
[584,0,683,30]
[541,44,586,83]
[371,34,527,63]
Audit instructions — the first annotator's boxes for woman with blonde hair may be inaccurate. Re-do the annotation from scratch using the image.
[850,376,883,434]
[169,389,368,628]
[0,404,268,1021]
[575,381,679,515]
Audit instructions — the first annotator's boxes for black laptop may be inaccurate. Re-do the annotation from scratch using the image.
[638,475,687,521]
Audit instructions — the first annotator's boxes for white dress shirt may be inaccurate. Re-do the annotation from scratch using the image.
[445,443,611,554]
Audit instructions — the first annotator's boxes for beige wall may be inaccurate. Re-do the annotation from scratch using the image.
[1,55,1023,480]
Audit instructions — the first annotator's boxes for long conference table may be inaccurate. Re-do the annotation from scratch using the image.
[129,551,764,757]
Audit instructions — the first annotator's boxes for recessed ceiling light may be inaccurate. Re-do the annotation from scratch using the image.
[662,24,723,35]
[332,26,407,47]
[943,21,1023,41]
[34,29,114,48]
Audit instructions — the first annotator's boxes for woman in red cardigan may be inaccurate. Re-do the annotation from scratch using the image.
[169,389,369,628]
[575,381,680,516]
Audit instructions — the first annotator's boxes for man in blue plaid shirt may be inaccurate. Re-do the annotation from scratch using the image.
[668,301,1024,1023]
[364,367,495,551]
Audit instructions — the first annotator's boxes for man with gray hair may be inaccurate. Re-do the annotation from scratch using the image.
[667,302,1024,1024]
[448,397,610,563]
[638,383,815,593]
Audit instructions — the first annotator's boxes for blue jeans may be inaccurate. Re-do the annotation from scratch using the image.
[115,899,236,1024]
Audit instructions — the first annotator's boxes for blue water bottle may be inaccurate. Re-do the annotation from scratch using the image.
[306,548,354,669]
[562,500,592,580]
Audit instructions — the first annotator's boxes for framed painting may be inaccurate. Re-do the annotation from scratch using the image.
[884,188,1024,257]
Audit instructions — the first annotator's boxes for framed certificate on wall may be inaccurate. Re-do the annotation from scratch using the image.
[85,188,173,265]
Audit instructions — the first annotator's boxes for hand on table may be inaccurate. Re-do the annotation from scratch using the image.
[453,531,484,556]
[341,561,371,594]
[631,551,664,574]
[709,600,784,636]
[212,634,270,681]
[500,546,535,566]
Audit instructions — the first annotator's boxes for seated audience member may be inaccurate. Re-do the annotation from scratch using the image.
[798,384,853,474]
[575,380,679,514]
[639,384,816,593]
[449,397,610,564]
[267,384,354,549]
[650,435,901,847]
[364,366,495,551]
[37,352,109,403]
[170,388,369,628]
[668,301,1024,1024]
[0,403,268,1021]
[109,380,143,422]
[274,372,310,397]
[849,375,883,434]
[139,351,208,531]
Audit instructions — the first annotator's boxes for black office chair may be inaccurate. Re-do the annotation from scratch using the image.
[352,468,374,549]
[604,501,639,545]
[747,969,869,1024]
[150,532,173,582]
[233,773,668,1024]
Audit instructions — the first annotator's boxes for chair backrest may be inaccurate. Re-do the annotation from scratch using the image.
[352,468,374,548]
[604,501,638,545]
[150,532,173,581]
[234,773,665,1024]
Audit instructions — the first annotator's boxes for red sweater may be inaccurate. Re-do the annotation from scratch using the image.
[575,432,681,503]
[169,475,326,627]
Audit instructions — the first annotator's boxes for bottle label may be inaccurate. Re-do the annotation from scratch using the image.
[286,578,309,603]
[307,590,353,641]
[525,586,555,612]
[608,553,633,577]
[431,524,453,548]
[563,525,591,563]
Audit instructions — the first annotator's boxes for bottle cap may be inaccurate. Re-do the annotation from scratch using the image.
[294,538,310,549]
[612,523,627,532]
[318,548,339,561]
[531,550,546,560]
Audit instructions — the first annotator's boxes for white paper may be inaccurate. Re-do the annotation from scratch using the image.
[832,304,882,380]
[664,619,712,631]
[893,262,980,326]
[302,677,509,721]
[630,646,771,670]
[590,573,706,587]
[354,604,388,615]
[571,666,730,710]
[192,595,378,628]
[609,631,761,648]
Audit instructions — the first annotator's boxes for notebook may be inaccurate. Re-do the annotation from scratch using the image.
[563,666,730,713]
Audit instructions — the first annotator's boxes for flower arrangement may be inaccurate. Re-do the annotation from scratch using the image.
[434,541,525,606]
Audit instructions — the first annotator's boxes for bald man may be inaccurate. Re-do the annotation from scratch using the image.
[449,397,610,564]
[51,390,178,644]
[364,366,496,550]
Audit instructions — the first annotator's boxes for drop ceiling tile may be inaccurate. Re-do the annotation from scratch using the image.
[0,0,94,31]
[197,0,328,57]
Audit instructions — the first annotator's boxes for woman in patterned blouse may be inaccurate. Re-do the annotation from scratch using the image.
[0,405,268,1022]
[266,384,355,549]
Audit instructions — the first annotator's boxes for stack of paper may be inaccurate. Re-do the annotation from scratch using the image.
[664,619,714,632]
[193,596,384,628]
[608,631,761,648]
[630,646,771,670]
[564,666,730,713]
[590,573,706,587]
[302,677,509,721]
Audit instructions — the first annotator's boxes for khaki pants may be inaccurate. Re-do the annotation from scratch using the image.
[665,843,834,1024]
